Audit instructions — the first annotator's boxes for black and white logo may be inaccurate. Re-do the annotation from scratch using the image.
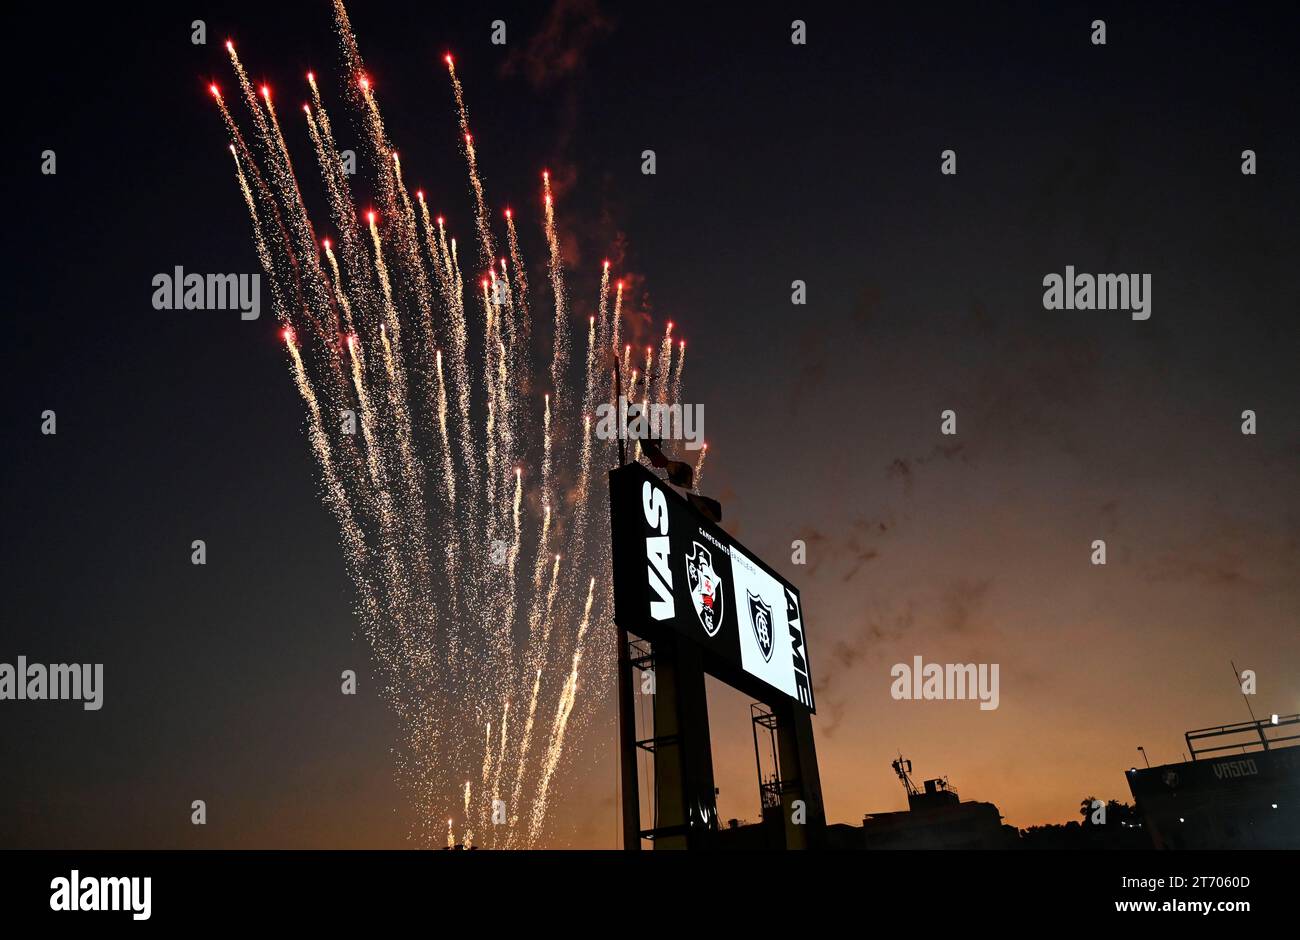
[686,541,723,636]
[747,590,774,662]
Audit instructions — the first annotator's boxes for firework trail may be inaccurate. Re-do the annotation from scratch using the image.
[304,101,376,338]
[283,330,393,654]
[479,718,494,804]
[225,43,273,161]
[480,279,499,515]
[500,467,524,676]
[368,213,402,345]
[446,55,497,271]
[529,577,597,844]
[389,152,441,349]
[611,280,624,377]
[229,147,283,319]
[636,345,654,460]
[654,322,674,408]
[489,698,510,842]
[462,779,474,847]
[596,261,611,355]
[342,333,384,488]
[450,237,463,299]
[584,314,598,418]
[543,172,570,420]
[541,393,554,518]
[433,350,456,508]
[505,208,530,332]
[671,339,686,409]
[422,206,478,520]
[505,665,543,846]
[211,0,698,848]
[322,240,356,333]
[695,442,709,487]
[231,48,338,346]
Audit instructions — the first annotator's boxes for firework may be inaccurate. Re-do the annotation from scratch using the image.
[210,0,697,848]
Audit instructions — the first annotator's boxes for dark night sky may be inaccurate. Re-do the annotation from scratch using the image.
[3,1,1298,847]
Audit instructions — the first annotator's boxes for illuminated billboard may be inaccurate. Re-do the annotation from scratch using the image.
[609,462,815,712]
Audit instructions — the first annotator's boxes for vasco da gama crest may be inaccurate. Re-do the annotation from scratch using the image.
[685,541,723,636]
[747,590,775,662]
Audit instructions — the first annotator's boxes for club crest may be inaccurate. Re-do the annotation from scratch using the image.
[747,590,774,661]
[685,541,723,636]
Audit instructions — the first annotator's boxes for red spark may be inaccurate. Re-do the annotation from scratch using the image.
[322,238,331,250]
[209,84,221,98]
